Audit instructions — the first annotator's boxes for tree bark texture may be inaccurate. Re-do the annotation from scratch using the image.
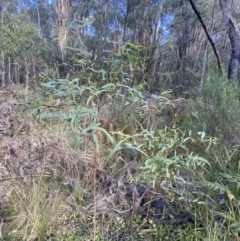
[55,0,70,55]
[219,0,240,83]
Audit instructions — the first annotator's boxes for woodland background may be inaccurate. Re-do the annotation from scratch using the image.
[1,1,240,241]
[1,0,239,89]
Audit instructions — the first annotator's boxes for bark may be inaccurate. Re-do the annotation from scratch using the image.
[8,57,11,85]
[219,0,240,82]
[55,0,70,55]
[24,58,29,87]
[37,7,42,38]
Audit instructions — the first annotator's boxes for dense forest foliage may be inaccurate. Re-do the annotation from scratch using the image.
[1,0,240,89]
[1,0,240,240]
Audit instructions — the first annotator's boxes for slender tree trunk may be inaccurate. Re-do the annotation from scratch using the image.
[200,0,217,91]
[188,0,223,75]
[219,0,240,82]
[1,52,5,87]
[8,57,11,85]
[14,65,18,84]
[37,7,42,38]
[55,0,70,55]
[24,58,29,87]
[1,8,5,87]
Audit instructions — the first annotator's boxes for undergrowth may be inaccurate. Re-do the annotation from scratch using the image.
[1,44,240,241]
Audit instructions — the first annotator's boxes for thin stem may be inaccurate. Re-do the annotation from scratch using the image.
[93,146,98,241]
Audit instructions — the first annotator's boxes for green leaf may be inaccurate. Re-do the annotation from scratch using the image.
[124,142,147,156]
[192,156,210,166]
[94,126,115,145]
[41,81,57,89]
[93,133,99,152]
[65,46,91,57]
[79,123,100,138]
[107,139,126,160]
[101,83,116,90]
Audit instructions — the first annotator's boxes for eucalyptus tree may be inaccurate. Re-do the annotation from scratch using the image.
[25,0,56,39]
[0,11,44,85]
[25,0,60,70]
[189,0,223,76]
[184,0,240,84]
[54,0,72,55]
[156,0,228,92]
[219,0,240,83]
[0,0,19,86]
[158,0,203,88]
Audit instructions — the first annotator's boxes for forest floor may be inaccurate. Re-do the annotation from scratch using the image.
[0,86,236,241]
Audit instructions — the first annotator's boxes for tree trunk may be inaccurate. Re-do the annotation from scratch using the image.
[55,0,70,55]
[200,0,217,92]
[8,56,11,85]
[219,0,240,83]
[37,7,42,38]
[188,0,223,75]
[0,6,5,87]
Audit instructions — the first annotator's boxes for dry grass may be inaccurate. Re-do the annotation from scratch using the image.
[0,86,197,240]
[0,88,96,240]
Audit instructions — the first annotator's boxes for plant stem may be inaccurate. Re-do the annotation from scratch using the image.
[93,147,98,241]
